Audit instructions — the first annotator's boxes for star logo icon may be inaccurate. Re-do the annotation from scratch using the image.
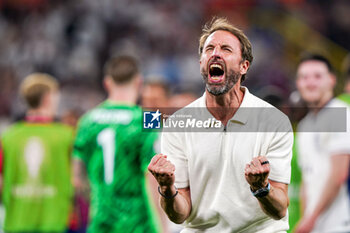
[151,109,161,122]
[143,110,162,129]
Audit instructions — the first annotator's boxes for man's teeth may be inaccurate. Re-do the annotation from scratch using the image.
[210,64,223,70]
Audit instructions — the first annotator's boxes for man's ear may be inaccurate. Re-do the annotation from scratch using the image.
[134,74,142,90]
[240,60,250,75]
[330,73,337,89]
[103,76,113,92]
[40,91,51,108]
[40,90,59,116]
[199,53,204,65]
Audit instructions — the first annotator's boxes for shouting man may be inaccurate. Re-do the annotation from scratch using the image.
[148,17,293,232]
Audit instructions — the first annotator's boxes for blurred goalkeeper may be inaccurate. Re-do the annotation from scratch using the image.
[73,56,167,233]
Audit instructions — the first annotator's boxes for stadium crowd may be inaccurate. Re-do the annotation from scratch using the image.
[0,0,350,122]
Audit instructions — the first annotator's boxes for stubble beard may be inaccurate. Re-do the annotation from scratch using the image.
[201,68,241,96]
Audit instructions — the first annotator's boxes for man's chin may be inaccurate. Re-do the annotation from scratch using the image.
[206,84,229,96]
[302,95,321,105]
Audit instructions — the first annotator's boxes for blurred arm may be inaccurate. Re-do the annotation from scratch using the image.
[72,158,89,198]
[295,154,350,233]
[307,154,349,221]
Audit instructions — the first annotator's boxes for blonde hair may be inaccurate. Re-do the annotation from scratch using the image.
[20,73,58,108]
[199,17,253,82]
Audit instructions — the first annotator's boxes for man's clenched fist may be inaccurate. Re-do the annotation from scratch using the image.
[245,156,270,191]
[148,154,176,187]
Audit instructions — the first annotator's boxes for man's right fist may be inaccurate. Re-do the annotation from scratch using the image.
[148,154,175,187]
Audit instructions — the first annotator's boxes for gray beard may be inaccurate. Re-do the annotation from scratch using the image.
[201,69,241,96]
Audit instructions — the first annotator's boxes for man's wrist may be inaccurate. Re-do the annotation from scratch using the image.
[309,211,319,223]
[159,185,178,198]
[250,182,270,198]
[250,181,269,192]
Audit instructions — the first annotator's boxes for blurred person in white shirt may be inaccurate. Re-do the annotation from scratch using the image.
[295,54,350,233]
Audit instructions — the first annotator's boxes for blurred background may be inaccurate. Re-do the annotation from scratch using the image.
[0,0,350,125]
[0,0,349,232]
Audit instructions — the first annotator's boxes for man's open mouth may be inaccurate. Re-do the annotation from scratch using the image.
[208,63,225,83]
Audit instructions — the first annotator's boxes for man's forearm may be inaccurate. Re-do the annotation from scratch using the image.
[310,179,341,221]
[256,181,289,220]
[159,186,192,224]
[309,154,349,221]
[148,154,192,224]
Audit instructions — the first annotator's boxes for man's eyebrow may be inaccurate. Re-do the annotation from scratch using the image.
[204,43,234,50]
[221,44,233,48]
[205,44,214,48]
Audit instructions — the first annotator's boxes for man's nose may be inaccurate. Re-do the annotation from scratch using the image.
[210,47,223,61]
[212,46,222,57]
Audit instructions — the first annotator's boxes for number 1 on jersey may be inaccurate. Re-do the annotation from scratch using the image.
[97,128,116,184]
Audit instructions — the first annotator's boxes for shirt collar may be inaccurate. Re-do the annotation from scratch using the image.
[200,86,252,125]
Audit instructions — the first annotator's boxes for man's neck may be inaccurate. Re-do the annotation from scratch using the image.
[205,84,244,126]
[107,86,137,105]
[26,107,54,122]
[308,92,333,114]
[27,108,53,118]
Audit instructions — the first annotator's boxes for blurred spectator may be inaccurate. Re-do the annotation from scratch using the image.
[0,66,17,117]
[141,78,171,111]
[168,92,197,109]
[295,54,350,233]
[1,0,350,124]
[0,73,74,232]
[61,109,82,128]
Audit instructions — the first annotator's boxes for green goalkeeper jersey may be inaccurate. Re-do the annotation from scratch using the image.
[73,101,160,233]
[1,121,74,232]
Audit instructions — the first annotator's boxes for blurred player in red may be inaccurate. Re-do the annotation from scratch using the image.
[0,73,74,232]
